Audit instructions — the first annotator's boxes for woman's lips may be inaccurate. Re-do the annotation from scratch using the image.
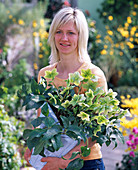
[60,43,70,47]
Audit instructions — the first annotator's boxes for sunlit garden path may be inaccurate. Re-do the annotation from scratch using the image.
[102,139,128,170]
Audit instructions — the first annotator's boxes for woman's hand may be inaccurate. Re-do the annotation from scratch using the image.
[41,157,68,170]
[40,139,96,170]
[24,148,32,164]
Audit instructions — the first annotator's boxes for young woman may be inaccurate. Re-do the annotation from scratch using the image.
[25,7,107,170]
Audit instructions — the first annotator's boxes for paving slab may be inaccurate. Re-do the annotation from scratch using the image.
[102,138,128,170]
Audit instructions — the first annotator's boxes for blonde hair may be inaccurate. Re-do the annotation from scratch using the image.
[48,7,91,64]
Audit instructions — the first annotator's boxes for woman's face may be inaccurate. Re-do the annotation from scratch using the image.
[54,21,79,56]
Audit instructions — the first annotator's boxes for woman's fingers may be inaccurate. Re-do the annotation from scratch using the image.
[41,157,52,162]
[24,148,32,164]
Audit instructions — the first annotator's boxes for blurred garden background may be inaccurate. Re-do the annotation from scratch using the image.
[0,0,138,169]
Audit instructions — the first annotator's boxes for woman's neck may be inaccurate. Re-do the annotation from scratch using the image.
[56,54,83,79]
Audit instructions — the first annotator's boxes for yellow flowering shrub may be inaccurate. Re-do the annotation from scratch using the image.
[30,17,50,73]
[108,15,113,21]
[120,97,138,133]
[18,19,25,26]
[96,1,138,85]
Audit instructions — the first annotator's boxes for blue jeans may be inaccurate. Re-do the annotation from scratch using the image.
[80,158,105,170]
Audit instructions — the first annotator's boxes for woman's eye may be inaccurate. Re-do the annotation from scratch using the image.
[56,31,61,34]
[69,32,74,35]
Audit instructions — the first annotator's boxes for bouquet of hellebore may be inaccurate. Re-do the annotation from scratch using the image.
[18,68,129,170]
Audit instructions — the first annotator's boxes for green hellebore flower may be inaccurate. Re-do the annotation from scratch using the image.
[61,100,70,108]
[82,79,98,91]
[81,69,93,79]
[86,89,94,100]
[77,111,90,121]
[44,68,58,80]
[108,89,117,98]
[113,99,120,106]
[69,72,83,86]
[97,115,109,125]
[70,94,86,106]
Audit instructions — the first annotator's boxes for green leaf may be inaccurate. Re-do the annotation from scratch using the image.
[69,88,75,97]
[48,93,57,104]
[41,103,49,117]
[44,68,58,80]
[31,77,40,95]
[111,138,118,149]
[109,99,120,106]
[67,125,81,136]
[50,134,63,151]
[26,100,44,110]
[55,134,64,149]
[66,131,78,140]
[22,83,29,95]
[33,138,46,155]
[79,131,87,143]
[43,86,57,98]
[23,129,33,140]
[106,126,113,136]
[81,146,91,157]
[93,125,101,136]
[39,84,46,94]
[65,158,84,170]
[47,145,55,152]
[114,128,125,144]
[43,117,55,128]
[29,128,46,140]
[105,140,111,147]
[27,137,40,151]
[60,87,70,95]
[60,115,69,128]
[31,117,44,128]
[51,136,58,151]
[88,103,100,111]
[96,135,107,146]
[69,151,80,160]
[61,156,67,160]
[22,94,32,107]
[31,95,46,103]
[44,125,62,139]
[39,147,46,157]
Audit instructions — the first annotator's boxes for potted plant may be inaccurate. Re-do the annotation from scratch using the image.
[18,68,129,170]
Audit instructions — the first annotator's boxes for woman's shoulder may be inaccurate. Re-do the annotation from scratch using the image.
[39,63,57,74]
[91,63,108,92]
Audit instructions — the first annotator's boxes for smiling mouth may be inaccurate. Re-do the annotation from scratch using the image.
[60,43,70,47]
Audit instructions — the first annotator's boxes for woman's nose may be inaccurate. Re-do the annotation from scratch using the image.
[61,33,68,40]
